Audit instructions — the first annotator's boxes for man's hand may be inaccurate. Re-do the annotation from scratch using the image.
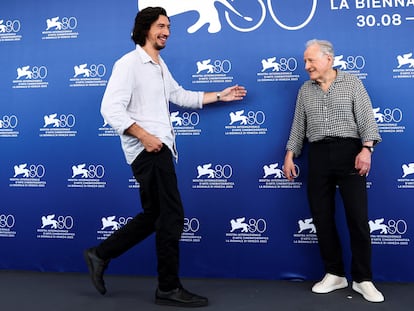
[203,85,247,104]
[140,132,163,153]
[283,151,297,181]
[220,85,247,102]
[355,148,372,176]
[125,123,163,153]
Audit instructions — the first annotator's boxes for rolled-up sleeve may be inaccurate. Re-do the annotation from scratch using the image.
[101,60,136,135]
[161,60,204,109]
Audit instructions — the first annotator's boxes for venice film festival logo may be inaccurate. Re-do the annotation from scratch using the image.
[0,18,22,41]
[39,113,78,137]
[192,163,235,189]
[293,217,409,245]
[397,53,414,68]
[97,216,132,240]
[372,106,405,134]
[67,163,107,188]
[0,214,16,238]
[9,163,46,188]
[37,214,75,239]
[225,217,269,244]
[181,217,202,243]
[398,161,414,189]
[69,63,108,87]
[332,53,367,80]
[98,118,118,137]
[225,109,267,135]
[137,0,317,32]
[12,65,49,89]
[393,52,414,79]
[293,217,318,244]
[0,114,19,138]
[42,16,79,39]
[259,162,302,189]
[170,111,202,136]
[192,58,234,84]
[370,218,410,246]
[257,56,300,82]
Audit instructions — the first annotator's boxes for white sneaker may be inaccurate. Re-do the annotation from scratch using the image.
[312,273,348,294]
[352,281,384,303]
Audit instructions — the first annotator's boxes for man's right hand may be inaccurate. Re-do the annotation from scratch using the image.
[126,123,163,153]
[283,151,297,181]
[140,133,163,153]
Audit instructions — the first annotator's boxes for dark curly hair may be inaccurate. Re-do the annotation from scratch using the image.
[131,7,169,46]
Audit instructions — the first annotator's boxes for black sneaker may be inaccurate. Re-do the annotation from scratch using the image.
[155,287,208,307]
[83,247,110,295]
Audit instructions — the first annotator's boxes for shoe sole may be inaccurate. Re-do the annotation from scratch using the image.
[312,282,348,294]
[155,298,208,308]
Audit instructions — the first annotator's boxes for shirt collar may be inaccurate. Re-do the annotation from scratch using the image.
[311,69,344,85]
[135,45,163,65]
[334,69,345,82]
[135,45,152,64]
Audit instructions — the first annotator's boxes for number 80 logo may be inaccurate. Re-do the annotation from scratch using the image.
[0,214,15,228]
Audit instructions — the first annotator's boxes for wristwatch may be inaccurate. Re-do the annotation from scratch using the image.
[362,145,374,153]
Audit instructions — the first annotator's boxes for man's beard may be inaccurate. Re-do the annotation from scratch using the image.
[154,43,166,51]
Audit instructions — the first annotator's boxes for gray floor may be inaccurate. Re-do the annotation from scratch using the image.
[1,270,412,310]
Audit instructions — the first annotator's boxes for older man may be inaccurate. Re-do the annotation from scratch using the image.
[283,39,383,303]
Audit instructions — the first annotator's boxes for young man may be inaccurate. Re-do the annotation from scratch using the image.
[84,7,246,307]
[283,39,383,303]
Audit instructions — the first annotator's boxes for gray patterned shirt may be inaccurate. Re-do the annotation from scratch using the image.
[286,70,381,157]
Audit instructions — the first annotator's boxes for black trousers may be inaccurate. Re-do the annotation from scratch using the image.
[307,138,372,282]
[96,145,184,291]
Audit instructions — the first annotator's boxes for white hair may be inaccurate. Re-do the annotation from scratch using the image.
[306,39,335,57]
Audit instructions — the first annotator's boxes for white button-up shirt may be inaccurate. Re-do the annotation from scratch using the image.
[101,45,204,164]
